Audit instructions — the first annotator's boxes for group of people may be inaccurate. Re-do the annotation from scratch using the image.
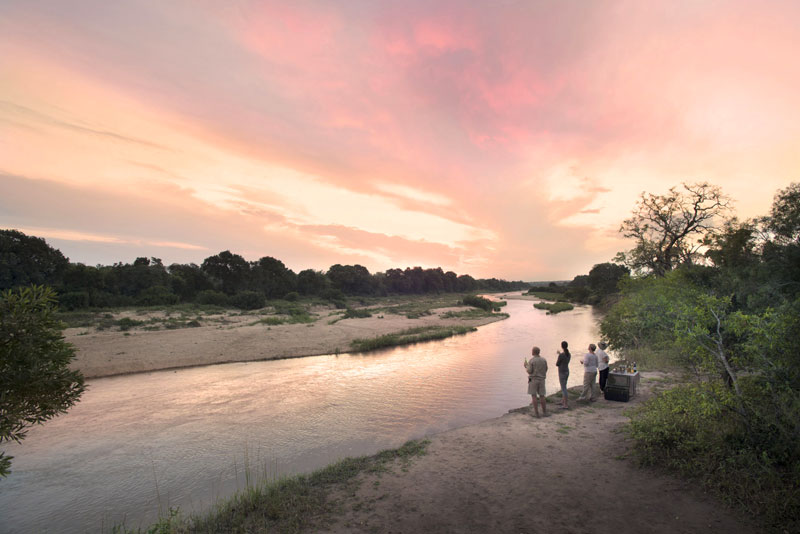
[523,340,610,417]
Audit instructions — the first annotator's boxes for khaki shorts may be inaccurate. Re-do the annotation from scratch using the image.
[531,377,546,397]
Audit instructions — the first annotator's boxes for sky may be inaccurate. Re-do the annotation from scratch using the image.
[1,0,799,281]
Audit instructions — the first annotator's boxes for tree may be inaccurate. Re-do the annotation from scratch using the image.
[618,182,731,276]
[296,269,330,296]
[250,256,296,299]
[586,262,629,299]
[763,182,800,243]
[0,230,69,290]
[327,264,375,295]
[1,286,85,477]
[201,251,250,295]
[168,263,212,302]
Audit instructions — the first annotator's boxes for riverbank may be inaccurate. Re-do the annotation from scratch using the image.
[65,294,507,378]
[315,371,756,533]
[137,372,756,533]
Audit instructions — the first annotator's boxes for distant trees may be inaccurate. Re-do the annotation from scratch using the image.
[0,286,85,477]
[0,230,528,309]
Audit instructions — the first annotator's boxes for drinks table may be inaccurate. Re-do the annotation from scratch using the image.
[605,370,640,401]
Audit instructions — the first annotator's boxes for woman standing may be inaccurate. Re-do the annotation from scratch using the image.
[578,343,599,402]
[555,341,571,409]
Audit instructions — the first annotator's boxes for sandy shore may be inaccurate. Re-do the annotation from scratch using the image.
[317,372,757,534]
[66,304,505,378]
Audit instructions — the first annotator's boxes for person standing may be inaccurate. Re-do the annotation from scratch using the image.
[524,346,548,417]
[578,343,598,402]
[596,341,610,393]
[555,341,571,409]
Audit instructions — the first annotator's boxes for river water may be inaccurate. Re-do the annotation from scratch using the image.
[0,295,601,533]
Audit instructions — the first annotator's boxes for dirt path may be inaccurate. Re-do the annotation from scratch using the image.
[317,372,758,534]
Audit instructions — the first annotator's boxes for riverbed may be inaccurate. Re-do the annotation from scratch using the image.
[0,295,602,533]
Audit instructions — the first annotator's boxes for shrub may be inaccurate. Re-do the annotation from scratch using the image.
[135,286,179,306]
[321,288,345,302]
[58,291,90,310]
[533,301,574,314]
[196,290,230,306]
[116,317,144,331]
[462,294,494,312]
[230,291,265,310]
[283,291,300,302]
[343,308,372,319]
[90,291,134,308]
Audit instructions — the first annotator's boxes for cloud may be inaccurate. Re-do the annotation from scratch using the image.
[1,0,797,279]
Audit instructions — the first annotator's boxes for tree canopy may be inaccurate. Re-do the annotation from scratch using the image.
[618,182,731,275]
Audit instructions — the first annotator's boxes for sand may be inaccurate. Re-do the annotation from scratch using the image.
[66,305,505,378]
[316,372,757,533]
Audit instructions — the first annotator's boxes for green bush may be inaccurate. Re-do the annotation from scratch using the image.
[90,291,133,308]
[462,294,494,311]
[135,286,179,306]
[230,291,265,310]
[196,290,230,306]
[283,291,300,302]
[626,383,800,530]
[58,291,90,310]
[116,317,144,331]
[343,308,371,319]
[533,301,574,314]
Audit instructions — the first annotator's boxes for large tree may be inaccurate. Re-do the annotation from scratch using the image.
[201,250,250,295]
[763,182,800,243]
[1,286,85,477]
[618,182,731,276]
[0,230,69,290]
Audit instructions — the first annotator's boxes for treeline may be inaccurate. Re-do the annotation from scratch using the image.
[599,182,800,530]
[0,231,528,310]
[527,262,630,305]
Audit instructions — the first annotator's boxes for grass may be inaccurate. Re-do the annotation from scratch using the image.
[351,325,477,352]
[533,301,574,314]
[116,439,430,534]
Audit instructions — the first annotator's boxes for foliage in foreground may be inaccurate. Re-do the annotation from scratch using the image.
[0,285,85,477]
[351,325,477,352]
[626,383,800,531]
[602,183,800,531]
[117,439,430,534]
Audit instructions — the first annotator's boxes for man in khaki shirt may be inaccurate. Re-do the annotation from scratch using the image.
[524,346,548,417]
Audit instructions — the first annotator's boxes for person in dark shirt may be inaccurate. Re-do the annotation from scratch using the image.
[555,340,571,409]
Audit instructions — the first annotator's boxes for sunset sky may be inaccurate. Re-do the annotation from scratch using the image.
[1,0,798,280]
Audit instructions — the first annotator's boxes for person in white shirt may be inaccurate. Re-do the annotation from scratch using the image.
[578,343,598,402]
[596,341,610,393]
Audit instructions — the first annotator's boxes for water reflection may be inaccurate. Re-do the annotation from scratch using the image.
[0,295,601,533]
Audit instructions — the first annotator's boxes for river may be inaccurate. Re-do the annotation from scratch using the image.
[0,295,602,533]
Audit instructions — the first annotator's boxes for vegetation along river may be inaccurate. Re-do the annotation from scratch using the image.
[0,295,601,533]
